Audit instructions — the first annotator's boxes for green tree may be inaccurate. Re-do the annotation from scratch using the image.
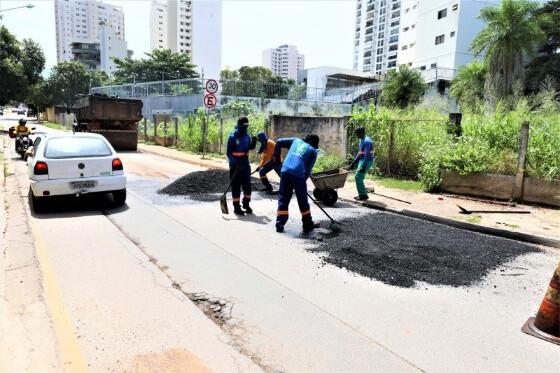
[450,61,487,111]
[380,65,426,109]
[220,66,294,97]
[26,79,54,118]
[525,0,560,93]
[0,26,27,105]
[471,0,543,99]
[47,62,107,107]
[20,38,45,85]
[112,49,198,83]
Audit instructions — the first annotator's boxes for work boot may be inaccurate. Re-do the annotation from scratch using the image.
[264,184,274,194]
[302,219,319,233]
[354,195,369,201]
[233,205,245,216]
[276,225,284,233]
[242,201,253,214]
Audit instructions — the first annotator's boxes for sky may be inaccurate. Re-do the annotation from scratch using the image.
[0,0,356,76]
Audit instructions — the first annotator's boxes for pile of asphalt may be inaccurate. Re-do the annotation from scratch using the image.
[311,213,540,288]
[158,169,262,201]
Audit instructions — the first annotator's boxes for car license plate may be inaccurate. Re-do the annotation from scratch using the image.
[71,181,96,190]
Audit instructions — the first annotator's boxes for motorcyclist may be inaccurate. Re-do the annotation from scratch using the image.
[15,118,32,152]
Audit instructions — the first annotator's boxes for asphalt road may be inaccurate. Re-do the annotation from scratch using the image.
[1,112,559,372]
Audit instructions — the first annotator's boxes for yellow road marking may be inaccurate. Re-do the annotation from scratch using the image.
[29,219,89,372]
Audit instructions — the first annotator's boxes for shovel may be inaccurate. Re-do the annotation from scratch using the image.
[220,169,238,215]
[307,192,342,233]
[457,204,530,215]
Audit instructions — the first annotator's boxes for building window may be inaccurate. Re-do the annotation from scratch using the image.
[420,65,426,71]
[452,4,458,11]
[431,63,438,69]
[403,26,409,32]
[438,9,447,19]
[435,34,445,45]
[450,31,456,38]
[401,45,408,50]
[387,61,396,68]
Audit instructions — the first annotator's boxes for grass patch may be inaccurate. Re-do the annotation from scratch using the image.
[467,215,482,224]
[374,177,422,192]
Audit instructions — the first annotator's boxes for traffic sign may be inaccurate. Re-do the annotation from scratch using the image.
[205,79,219,94]
[204,93,217,108]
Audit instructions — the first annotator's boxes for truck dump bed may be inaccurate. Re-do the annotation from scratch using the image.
[73,95,143,151]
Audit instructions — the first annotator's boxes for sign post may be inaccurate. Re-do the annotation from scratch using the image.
[202,79,219,159]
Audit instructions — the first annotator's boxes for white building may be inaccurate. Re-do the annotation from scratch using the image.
[149,0,223,79]
[55,0,128,74]
[397,0,501,77]
[353,0,402,75]
[262,44,305,81]
[99,21,130,75]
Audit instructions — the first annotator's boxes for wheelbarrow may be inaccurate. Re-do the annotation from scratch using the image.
[310,168,349,207]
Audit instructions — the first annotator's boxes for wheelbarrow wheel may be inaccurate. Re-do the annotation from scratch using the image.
[322,189,338,206]
[313,188,325,201]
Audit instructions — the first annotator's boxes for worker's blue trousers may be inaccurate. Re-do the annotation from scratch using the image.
[276,172,312,228]
[259,162,281,189]
[230,166,251,207]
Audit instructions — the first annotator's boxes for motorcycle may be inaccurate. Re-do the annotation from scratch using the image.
[15,135,33,160]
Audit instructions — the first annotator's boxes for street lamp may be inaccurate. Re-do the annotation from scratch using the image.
[0,4,34,20]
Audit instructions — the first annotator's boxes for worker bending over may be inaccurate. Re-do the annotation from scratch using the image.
[273,134,319,233]
[349,126,375,200]
[227,117,257,215]
[256,132,281,193]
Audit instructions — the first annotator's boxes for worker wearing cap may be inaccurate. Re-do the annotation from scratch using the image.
[349,126,375,200]
[256,132,281,193]
[273,134,319,233]
[227,117,257,215]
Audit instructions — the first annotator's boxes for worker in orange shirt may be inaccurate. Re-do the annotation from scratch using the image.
[256,132,281,194]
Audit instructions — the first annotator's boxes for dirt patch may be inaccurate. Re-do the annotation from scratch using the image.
[310,213,541,288]
[158,170,262,201]
[129,348,211,373]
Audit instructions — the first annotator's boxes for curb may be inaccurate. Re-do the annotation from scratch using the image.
[358,199,560,249]
[139,144,560,249]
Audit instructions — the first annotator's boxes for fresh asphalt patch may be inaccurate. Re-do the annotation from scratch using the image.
[158,169,262,201]
[309,212,541,288]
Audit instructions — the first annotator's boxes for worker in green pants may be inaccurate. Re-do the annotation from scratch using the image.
[349,126,375,200]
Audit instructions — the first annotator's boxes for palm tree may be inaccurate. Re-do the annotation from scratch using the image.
[471,0,543,99]
[450,61,487,111]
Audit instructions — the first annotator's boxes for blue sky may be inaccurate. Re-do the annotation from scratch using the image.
[0,0,356,76]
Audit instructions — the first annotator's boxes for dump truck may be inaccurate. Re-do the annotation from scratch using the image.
[73,94,143,151]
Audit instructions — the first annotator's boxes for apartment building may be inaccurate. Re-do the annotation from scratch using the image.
[149,0,223,79]
[262,45,305,81]
[55,0,128,74]
[353,0,402,75]
[397,0,501,75]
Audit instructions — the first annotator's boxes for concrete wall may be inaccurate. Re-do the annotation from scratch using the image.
[441,171,560,207]
[269,115,349,157]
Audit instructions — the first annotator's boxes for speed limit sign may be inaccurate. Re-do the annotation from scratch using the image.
[205,79,219,94]
[204,93,217,108]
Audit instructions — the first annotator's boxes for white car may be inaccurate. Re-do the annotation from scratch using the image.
[27,133,127,212]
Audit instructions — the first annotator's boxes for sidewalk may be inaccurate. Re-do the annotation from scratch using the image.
[145,143,559,245]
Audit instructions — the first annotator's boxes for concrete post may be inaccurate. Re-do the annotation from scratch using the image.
[153,115,157,141]
[174,117,179,147]
[513,122,530,201]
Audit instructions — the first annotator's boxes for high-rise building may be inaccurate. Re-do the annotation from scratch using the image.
[353,0,402,76]
[262,44,305,81]
[397,0,502,75]
[55,0,129,74]
[149,0,222,79]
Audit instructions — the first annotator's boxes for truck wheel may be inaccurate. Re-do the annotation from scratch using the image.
[322,189,338,207]
[29,188,47,213]
[112,189,127,206]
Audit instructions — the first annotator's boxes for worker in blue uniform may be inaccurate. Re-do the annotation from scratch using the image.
[273,134,319,233]
[227,117,257,215]
[349,126,375,200]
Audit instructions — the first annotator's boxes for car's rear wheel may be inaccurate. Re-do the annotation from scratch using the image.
[112,189,126,206]
[28,187,47,213]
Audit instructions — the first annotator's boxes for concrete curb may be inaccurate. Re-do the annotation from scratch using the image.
[357,199,560,249]
[139,144,560,249]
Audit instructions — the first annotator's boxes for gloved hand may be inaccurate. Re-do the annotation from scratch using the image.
[358,167,366,174]
[348,159,358,170]
[250,136,257,149]
[256,166,261,172]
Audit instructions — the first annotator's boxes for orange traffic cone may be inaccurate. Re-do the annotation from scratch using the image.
[522,261,560,345]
